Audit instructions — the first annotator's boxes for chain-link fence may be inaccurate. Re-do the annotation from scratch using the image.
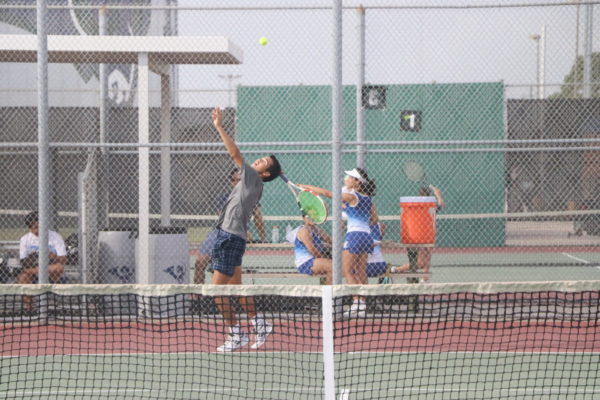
[0,1,599,285]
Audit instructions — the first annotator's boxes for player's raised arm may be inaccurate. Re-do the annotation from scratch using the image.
[297,184,333,198]
[212,107,243,167]
[429,185,445,210]
[299,184,357,204]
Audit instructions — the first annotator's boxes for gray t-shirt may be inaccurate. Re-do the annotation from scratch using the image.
[216,162,264,239]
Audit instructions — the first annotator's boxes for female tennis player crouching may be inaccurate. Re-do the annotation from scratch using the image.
[209,107,281,352]
[287,214,333,284]
[300,167,377,319]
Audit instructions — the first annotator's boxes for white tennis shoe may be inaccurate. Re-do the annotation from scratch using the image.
[251,321,273,349]
[217,333,250,352]
[342,301,367,320]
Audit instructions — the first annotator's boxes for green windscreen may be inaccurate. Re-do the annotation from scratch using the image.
[237,82,505,247]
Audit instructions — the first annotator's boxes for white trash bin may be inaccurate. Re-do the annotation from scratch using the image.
[98,229,137,315]
[98,229,136,284]
[135,226,189,318]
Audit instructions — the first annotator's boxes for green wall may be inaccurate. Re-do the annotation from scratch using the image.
[237,82,505,247]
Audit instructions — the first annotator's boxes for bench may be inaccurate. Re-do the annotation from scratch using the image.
[1,240,432,284]
[242,264,430,284]
[242,242,432,284]
[0,240,81,284]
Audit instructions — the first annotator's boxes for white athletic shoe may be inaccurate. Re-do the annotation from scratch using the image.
[251,321,273,349]
[342,302,367,320]
[216,333,249,352]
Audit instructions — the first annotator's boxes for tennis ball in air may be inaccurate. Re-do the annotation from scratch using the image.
[259,36,268,46]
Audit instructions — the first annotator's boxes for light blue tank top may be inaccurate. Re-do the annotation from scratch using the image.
[343,191,372,233]
[289,226,326,267]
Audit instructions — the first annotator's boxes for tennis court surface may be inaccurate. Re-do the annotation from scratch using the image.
[1,282,599,399]
[238,243,600,285]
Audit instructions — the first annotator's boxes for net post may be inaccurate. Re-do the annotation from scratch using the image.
[321,285,336,400]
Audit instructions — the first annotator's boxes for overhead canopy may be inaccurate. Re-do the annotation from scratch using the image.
[0,33,243,284]
[0,35,243,66]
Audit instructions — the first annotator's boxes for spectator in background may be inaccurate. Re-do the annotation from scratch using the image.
[18,211,66,310]
[193,168,266,285]
[397,185,444,282]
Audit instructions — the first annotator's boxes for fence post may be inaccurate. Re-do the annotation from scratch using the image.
[331,0,343,286]
[37,0,49,284]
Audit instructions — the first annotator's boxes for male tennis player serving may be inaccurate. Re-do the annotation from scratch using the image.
[209,107,281,352]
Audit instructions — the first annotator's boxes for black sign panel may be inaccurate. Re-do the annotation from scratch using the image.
[362,86,386,109]
[400,110,422,132]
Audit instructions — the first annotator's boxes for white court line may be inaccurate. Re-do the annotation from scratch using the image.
[345,387,600,395]
[2,387,324,397]
[5,386,599,397]
[561,252,600,270]
[562,252,591,264]
[4,350,600,359]
[338,388,350,400]
[346,351,600,355]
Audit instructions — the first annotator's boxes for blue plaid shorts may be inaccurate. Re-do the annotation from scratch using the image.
[199,229,219,255]
[211,229,246,276]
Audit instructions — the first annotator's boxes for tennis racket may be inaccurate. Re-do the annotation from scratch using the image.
[403,160,429,187]
[279,174,328,224]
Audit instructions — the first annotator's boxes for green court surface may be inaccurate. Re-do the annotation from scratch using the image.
[2,353,599,399]
[201,248,600,285]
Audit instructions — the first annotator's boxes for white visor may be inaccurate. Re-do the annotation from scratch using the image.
[344,168,365,183]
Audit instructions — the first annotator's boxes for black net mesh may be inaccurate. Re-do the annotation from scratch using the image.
[0,282,599,399]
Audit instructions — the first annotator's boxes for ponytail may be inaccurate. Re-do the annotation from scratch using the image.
[355,167,377,197]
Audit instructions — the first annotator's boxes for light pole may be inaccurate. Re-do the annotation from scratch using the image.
[529,26,545,100]
[218,74,242,108]
[582,4,593,98]
[529,33,540,99]
[574,0,581,90]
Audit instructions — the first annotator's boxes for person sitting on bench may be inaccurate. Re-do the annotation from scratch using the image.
[287,214,333,284]
[18,211,67,311]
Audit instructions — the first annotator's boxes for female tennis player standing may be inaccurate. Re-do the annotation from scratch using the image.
[300,167,377,318]
[209,107,282,352]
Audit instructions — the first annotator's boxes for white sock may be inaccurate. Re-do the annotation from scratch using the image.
[355,299,366,306]
[251,314,266,327]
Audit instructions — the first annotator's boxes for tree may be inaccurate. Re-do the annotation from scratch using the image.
[552,52,600,98]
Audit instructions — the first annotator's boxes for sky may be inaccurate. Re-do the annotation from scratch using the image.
[0,0,597,108]
[174,0,599,107]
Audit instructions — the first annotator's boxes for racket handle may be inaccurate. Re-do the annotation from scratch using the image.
[279,174,289,183]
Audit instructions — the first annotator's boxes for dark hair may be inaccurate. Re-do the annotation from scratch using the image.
[25,211,38,228]
[262,155,282,183]
[355,167,376,196]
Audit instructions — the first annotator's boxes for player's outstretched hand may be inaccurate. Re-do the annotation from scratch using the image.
[212,107,223,130]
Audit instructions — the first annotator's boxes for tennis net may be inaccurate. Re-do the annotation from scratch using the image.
[0,281,599,399]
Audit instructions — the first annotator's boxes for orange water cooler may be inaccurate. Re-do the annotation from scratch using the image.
[399,196,437,244]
